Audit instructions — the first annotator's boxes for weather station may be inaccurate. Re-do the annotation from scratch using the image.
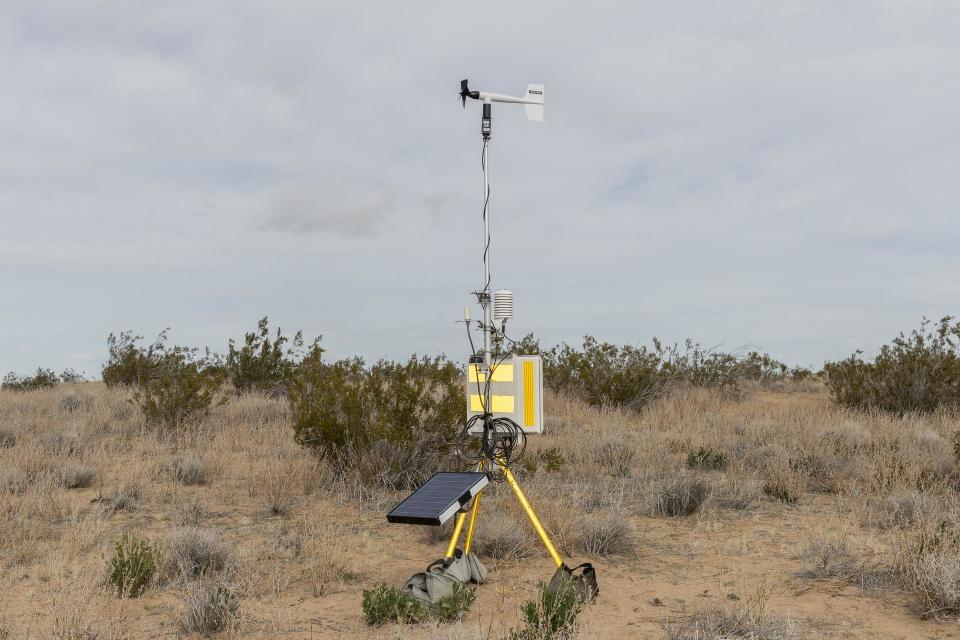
[386,79,598,604]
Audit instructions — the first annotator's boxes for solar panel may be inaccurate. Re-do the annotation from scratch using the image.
[387,472,489,526]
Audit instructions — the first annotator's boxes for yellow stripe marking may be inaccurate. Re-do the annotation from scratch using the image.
[523,360,535,427]
[469,394,515,413]
[468,364,514,382]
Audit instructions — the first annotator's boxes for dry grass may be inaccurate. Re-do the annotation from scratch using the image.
[798,535,860,580]
[177,581,239,636]
[662,606,803,640]
[2,381,960,637]
[161,526,235,584]
[166,454,207,485]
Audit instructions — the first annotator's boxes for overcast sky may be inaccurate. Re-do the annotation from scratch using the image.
[2,1,959,377]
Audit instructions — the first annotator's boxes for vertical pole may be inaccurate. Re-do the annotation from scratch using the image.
[481,99,493,413]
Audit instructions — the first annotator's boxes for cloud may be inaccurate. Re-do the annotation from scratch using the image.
[2,1,960,376]
[257,183,396,236]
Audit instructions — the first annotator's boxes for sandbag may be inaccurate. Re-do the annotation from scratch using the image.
[546,562,598,603]
[401,549,488,603]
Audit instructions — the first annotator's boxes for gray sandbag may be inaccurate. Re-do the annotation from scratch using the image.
[401,550,488,603]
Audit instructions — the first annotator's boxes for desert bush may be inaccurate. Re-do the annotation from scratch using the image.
[791,451,846,493]
[166,455,206,486]
[429,583,478,623]
[662,606,802,640]
[713,473,762,511]
[58,463,96,489]
[175,499,211,527]
[0,430,15,449]
[225,316,321,395]
[522,446,567,476]
[915,554,960,616]
[59,391,93,412]
[293,524,350,596]
[686,446,726,471]
[865,491,935,530]
[570,511,634,557]
[289,351,463,489]
[473,510,534,560]
[109,482,143,511]
[509,581,582,640]
[895,508,960,616]
[261,466,296,516]
[761,456,805,504]
[107,533,156,597]
[102,330,169,387]
[135,347,224,431]
[162,527,234,583]
[592,436,634,476]
[824,316,960,415]
[799,536,859,580]
[41,431,84,457]
[648,472,712,517]
[539,336,740,411]
[360,582,475,626]
[819,422,872,456]
[59,368,86,384]
[362,583,429,625]
[1,368,61,391]
[1,467,30,495]
[178,582,239,635]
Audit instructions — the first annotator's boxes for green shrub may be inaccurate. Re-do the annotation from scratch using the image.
[108,533,156,597]
[824,317,960,415]
[430,583,478,623]
[1,368,61,391]
[524,335,740,411]
[687,447,726,471]
[510,581,583,640]
[134,348,224,431]
[102,330,169,387]
[289,351,464,489]
[60,368,86,384]
[225,316,321,395]
[361,584,428,625]
[360,583,475,626]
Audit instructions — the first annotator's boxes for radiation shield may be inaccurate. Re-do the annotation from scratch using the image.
[465,355,543,434]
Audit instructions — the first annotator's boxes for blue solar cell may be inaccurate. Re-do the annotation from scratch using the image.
[387,472,489,526]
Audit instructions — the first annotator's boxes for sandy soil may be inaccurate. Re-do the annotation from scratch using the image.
[3,384,960,639]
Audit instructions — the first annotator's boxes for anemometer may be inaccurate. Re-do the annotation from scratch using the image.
[387,79,597,604]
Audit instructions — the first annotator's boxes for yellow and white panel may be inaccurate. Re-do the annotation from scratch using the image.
[466,355,543,434]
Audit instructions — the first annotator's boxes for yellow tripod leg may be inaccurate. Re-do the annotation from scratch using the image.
[496,458,564,568]
[445,510,467,559]
[463,490,481,554]
[447,460,486,558]
[463,459,485,555]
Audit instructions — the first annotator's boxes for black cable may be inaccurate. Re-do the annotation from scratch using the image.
[455,130,528,475]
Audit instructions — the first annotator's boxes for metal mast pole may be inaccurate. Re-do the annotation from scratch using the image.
[481,100,492,412]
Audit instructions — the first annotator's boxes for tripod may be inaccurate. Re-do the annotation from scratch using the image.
[443,455,563,568]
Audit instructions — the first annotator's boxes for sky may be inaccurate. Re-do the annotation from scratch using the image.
[2,1,959,377]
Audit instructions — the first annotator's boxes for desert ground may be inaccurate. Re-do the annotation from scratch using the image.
[3,382,960,639]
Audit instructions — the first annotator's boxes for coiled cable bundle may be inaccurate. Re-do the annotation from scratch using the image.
[456,414,526,474]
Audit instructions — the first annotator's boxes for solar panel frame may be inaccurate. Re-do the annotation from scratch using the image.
[387,472,489,526]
